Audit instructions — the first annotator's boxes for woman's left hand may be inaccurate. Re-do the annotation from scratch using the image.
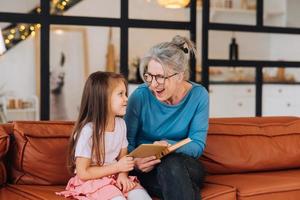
[116,173,136,193]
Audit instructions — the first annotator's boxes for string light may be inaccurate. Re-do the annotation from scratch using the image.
[19,25,26,31]
[1,0,80,52]
[7,34,14,40]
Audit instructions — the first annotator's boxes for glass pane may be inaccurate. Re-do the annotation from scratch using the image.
[263,0,288,27]
[286,0,300,28]
[209,84,255,117]
[129,0,190,21]
[0,0,40,14]
[50,25,120,120]
[209,67,255,83]
[209,31,271,60]
[0,23,40,123]
[128,28,190,83]
[263,67,300,83]
[268,33,300,62]
[209,0,256,25]
[50,0,120,18]
[263,84,300,116]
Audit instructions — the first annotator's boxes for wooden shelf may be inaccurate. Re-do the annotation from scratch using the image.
[7,108,36,112]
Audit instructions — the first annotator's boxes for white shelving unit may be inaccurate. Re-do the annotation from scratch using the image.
[1,95,39,121]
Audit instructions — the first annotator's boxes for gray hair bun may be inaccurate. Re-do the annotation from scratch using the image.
[171,35,196,56]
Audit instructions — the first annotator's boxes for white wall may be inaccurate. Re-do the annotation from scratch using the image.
[0,36,36,97]
[0,0,39,13]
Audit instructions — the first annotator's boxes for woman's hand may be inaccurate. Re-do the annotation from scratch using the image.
[116,173,136,193]
[115,156,135,173]
[134,156,161,173]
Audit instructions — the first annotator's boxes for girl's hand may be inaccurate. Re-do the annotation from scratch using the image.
[116,156,135,173]
[116,173,136,193]
[134,156,161,173]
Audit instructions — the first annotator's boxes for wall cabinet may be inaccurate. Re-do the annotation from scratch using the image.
[263,85,300,116]
[209,85,255,117]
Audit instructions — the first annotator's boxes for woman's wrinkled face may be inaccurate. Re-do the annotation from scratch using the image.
[146,59,179,102]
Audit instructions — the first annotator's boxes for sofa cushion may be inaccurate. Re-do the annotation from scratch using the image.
[0,124,11,159]
[3,183,236,200]
[0,184,66,200]
[0,162,6,187]
[206,169,300,200]
[0,124,12,186]
[10,121,74,185]
[202,183,236,200]
[201,117,300,174]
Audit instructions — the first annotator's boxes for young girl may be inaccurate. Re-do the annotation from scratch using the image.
[56,71,152,200]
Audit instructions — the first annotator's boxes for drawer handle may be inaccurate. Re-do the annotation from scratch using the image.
[287,103,291,107]
[238,102,243,107]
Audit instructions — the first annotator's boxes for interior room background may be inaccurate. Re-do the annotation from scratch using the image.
[1,0,300,123]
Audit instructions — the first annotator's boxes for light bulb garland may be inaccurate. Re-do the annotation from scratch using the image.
[0,0,82,53]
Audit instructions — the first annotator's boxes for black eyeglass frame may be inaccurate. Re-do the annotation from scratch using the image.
[143,72,178,85]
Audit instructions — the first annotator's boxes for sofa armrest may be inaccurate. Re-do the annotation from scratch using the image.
[0,124,12,187]
[0,161,7,186]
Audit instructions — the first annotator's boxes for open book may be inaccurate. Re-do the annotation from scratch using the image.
[128,138,192,159]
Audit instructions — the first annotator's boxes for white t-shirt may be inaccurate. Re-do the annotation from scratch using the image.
[75,117,128,165]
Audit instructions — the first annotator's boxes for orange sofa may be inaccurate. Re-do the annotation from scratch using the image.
[1,117,300,200]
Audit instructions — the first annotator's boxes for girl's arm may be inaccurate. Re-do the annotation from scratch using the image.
[117,147,129,176]
[76,155,134,181]
[118,147,128,160]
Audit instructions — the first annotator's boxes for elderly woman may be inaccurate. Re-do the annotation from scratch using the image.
[125,35,209,200]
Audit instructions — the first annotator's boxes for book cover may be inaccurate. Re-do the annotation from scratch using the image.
[128,138,192,159]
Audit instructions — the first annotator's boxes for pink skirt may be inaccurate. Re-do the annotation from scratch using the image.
[56,175,142,200]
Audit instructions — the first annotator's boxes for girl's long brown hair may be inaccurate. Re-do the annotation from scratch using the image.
[67,71,127,173]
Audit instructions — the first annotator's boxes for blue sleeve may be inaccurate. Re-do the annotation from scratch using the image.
[167,88,209,158]
[124,89,142,152]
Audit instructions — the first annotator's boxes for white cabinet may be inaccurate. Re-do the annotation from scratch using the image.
[209,85,255,117]
[263,85,300,116]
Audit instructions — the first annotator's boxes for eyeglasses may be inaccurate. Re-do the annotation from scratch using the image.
[143,72,178,85]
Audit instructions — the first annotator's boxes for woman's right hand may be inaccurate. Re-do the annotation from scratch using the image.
[134,156,161,173]
[116,156,135,173]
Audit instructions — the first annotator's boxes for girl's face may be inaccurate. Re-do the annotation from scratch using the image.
[146,59,180,102]
[110,82,128,116]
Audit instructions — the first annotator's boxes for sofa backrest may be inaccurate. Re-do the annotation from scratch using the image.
[201,116,300,174]
[9,121,74,185]
[0,123,13,186]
